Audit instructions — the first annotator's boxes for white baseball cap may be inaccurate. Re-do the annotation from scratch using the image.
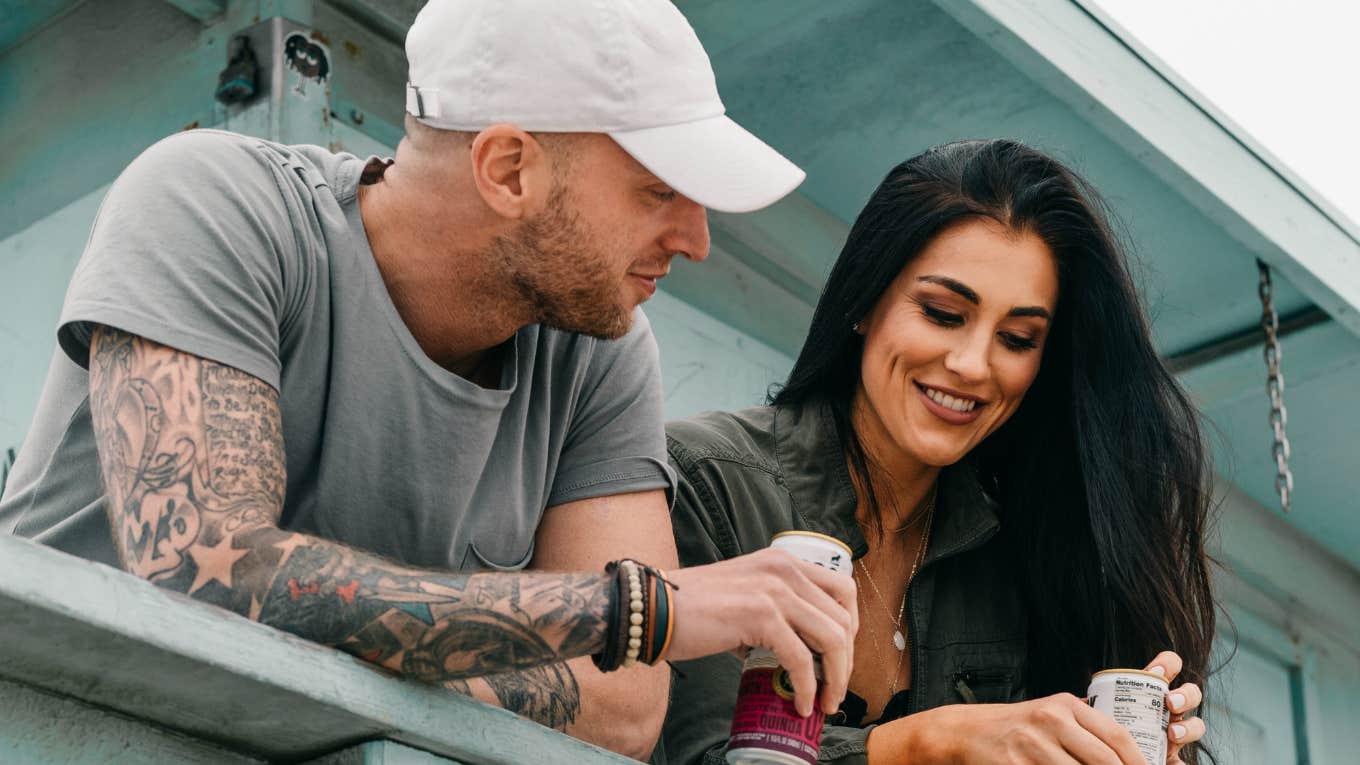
[404,0,806,213]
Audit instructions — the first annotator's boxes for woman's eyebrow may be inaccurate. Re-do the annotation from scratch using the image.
[1009,306,1052,321]
[917,275,978,304]
[918,275,1052,321]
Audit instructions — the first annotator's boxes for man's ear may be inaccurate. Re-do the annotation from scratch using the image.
[469,124,553,219]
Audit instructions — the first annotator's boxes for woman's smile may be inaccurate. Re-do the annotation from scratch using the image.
[914,381,987,424]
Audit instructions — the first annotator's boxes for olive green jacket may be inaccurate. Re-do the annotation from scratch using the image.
[652,402,1027,765]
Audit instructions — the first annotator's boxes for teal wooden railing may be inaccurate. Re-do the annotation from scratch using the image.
[0,533,637,764]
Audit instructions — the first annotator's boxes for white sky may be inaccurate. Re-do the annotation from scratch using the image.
[1091,0,1360,227]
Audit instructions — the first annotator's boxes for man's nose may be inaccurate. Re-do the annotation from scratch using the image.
[663,196,710,263]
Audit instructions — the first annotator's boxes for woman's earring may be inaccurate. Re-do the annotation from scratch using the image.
[852,321,862,334]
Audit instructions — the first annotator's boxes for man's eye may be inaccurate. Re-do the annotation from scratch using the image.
[923,305,964,327]
[651,189,678,202]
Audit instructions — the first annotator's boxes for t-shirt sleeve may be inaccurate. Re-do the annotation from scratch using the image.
[57,130,297,389]
[547,309,677,508]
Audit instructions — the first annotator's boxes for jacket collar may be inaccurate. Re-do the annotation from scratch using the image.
[772,399,1001,562]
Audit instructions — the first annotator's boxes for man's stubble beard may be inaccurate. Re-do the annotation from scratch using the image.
[493,185,634,340]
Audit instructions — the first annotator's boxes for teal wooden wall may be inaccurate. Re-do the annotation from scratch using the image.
[2,2,1357,763]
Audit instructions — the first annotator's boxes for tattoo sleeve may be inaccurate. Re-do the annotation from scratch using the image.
[444,663,584,731]
[87,326,610,685]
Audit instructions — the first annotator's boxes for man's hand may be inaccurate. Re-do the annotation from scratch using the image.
[667,547,859,717]
[443,490,679,758]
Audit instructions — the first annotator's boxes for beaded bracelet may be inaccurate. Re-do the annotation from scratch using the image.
[592,558,678,672]
[622,559,645,667]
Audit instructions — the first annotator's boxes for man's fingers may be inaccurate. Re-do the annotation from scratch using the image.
[768,626,817,717]
[784,560,856,709]
[787,560,857,644]
[1144,650,1184,684]
[794,558,860,635]
[779,589,852,713]
[1166,682,1202,715]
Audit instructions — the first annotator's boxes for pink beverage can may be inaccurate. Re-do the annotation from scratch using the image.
[1087,669,1170,765]
[726,531,854,765]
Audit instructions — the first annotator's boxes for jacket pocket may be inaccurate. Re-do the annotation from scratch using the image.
[952,668,1016,704]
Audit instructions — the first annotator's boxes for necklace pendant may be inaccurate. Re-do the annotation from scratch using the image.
[892,630,907,652]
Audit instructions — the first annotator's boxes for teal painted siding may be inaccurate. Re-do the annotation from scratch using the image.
[2,1,1357,762]
[0,185,106,455]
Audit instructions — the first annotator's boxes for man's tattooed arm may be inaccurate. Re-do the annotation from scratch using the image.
[87,326,611,684]
[444,665,584,732]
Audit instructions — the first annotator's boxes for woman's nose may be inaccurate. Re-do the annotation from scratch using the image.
[944,331,990,382]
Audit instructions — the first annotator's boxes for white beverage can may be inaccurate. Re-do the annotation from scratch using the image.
[1087,669,1170,765]
[726,531,854,765]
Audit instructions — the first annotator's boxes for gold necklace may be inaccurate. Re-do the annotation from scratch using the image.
[857,500,935,696]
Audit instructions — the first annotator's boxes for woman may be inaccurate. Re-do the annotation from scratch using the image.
[657,140,1215,765]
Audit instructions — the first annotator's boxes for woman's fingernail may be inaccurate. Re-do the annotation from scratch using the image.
[1169,692,1186,709]
[1149,665,1167,676]
[1171,723,1186,741]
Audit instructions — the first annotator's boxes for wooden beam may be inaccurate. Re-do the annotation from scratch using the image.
[161,0,225,23]
[931,0,1360,337]
[1166,307,1331,374]
[0,534,633,765]
[0,677,261,764]
[1176,313,1358,409]
[1212,477,1360,656]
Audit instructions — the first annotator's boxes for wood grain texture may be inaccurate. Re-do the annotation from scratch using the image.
[0,677,260,764]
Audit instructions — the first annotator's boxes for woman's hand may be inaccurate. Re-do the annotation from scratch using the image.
[867,693,1146,764]
[866,650,1206,764]
[1142,651,1205,764]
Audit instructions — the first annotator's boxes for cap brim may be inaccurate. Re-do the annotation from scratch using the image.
[610,115,806,214]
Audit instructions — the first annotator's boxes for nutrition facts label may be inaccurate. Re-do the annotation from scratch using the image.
[1088,674,1169,765]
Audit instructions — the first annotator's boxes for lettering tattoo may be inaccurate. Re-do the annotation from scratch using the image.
[87,327,608,727]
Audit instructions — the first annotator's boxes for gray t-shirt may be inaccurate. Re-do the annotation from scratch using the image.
[0,129,674,572]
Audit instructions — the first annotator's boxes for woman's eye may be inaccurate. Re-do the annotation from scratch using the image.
[1000,333,1039,352]
[923,305,964,327]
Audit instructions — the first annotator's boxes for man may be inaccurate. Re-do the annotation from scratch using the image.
[0,0,856,759]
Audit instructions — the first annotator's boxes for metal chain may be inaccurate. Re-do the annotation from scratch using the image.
[1257,260,1293,513]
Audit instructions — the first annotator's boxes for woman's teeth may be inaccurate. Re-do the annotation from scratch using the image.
[922,385,977,413]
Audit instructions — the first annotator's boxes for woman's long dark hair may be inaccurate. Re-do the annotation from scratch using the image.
[773,139,1217,761]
